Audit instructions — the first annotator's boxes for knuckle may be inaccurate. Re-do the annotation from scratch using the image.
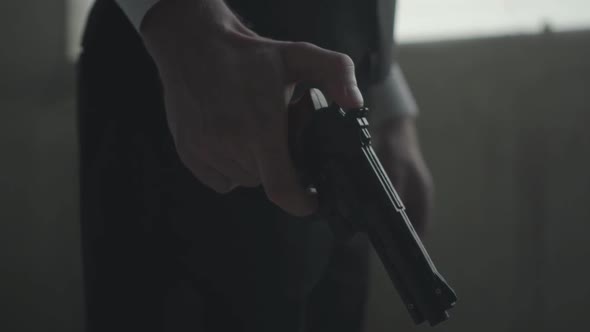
[333,53,355,71]
[174,144,194,169]
[234,169,261,188]
[175,144,236,194]
[292,41,316,51]
[171,130,189,154]
[173,132,206,166]
[285,41,316,50]
[264,182,292,205]
[239,178,262,188]
[211,183,235,194]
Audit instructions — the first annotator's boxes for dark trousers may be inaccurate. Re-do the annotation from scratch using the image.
[77,1,369,331]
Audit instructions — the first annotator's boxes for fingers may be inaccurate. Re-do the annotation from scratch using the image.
[280,41,364,108]
[252,105,318,216]
[181,130,317,216]
[178,151,235,194]
[206,156,261,188]
[179,145,261,193]
[254,142,318,216]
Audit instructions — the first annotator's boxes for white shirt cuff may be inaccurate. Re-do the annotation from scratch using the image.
[115,0,161,30]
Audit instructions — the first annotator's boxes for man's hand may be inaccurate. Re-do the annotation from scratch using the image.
[371,117,434,235]
[140,0,363,216]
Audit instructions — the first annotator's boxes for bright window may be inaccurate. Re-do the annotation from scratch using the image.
[396,0,590,42]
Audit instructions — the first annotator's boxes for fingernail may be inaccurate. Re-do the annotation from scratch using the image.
[345,85,364,107]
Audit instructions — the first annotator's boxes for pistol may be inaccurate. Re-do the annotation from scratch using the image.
[289,89,457,326]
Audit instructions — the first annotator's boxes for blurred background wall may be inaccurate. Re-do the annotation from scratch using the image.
[0,1,84,332]
[365,30,590,332]
[1,1,589,332]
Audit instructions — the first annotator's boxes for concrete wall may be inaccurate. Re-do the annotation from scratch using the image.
[0,1,83,331]
[1,3,589,330]
[365,30,590,332]
[0,0,70,100]
[1,98,82,332]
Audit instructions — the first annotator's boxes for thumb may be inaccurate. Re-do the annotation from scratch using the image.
[280,41,364,108]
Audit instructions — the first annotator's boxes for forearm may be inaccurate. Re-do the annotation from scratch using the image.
[366,62,419,131]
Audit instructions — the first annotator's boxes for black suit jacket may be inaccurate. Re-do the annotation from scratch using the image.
[78,2,398,330]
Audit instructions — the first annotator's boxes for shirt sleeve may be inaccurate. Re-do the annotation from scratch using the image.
[366,62,419,124]
[115,0,161,30]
